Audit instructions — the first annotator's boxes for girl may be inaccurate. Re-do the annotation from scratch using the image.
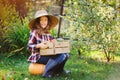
[27,10,69,78]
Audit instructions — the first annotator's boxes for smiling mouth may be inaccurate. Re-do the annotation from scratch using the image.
[41,24,46,26]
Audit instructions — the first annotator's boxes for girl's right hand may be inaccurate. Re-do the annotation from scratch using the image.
[36,42,48,49]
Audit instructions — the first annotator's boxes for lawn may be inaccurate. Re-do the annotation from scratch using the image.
[0,51,120,80]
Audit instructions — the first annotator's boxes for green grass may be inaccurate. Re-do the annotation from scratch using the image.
[0,52,120,80]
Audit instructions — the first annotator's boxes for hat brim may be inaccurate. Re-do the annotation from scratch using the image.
[28,15,59,30]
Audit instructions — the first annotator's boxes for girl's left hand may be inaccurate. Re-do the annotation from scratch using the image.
[51,39,56,43]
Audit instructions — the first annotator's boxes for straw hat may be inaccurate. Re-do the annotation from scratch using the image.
[28,10,59,30]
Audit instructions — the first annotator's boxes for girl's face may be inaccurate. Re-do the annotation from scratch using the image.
[39,16,48,29]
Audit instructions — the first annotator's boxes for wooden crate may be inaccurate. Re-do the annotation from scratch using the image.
[55,40,70,54]
[40,49,55,55]
[55,41,70,48]
[40,42,54,55]
[40,40,70,56]
[55,47,70,54]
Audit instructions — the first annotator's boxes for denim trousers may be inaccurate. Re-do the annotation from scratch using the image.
[37,53,69,73]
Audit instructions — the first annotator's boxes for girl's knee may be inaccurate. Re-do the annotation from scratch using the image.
[66,53,69,59]
[56,53,69,64]
[63,53,69,60]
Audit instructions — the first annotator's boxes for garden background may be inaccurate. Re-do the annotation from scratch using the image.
[0,0,120,80]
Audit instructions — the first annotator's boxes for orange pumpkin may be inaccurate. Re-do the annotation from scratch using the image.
[29,63,45,75]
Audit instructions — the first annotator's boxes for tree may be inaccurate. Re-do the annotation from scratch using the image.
[3,0,28,24]
[64,0,120,62]
[0,0,19,37]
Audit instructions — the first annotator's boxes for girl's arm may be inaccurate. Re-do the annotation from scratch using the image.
[27,31,48,53]
[27,31,38,53]
[36,41,48,49]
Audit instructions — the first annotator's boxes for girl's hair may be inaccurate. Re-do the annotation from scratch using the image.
[34,16,52,35]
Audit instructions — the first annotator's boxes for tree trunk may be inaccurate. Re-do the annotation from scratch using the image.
[78,49,81,56]
[103,46,111,62]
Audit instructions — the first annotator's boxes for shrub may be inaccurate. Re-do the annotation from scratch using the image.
[3,19,30,57]
[0,0,21,55]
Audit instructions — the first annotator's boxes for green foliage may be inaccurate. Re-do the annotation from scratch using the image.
[0,0,22,55]
[50,28,57,38]
[64,0,120,62]
[2,19,30,57]
[0,0,19,37]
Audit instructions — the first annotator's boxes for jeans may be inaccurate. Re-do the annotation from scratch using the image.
[37,53,69,74]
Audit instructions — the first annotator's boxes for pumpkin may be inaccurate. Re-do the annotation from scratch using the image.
[29,63,45,75]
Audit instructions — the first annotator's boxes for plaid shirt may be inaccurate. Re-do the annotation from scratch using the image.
[27,30,53,63]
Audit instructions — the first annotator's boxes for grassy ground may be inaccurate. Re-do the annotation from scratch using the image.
[0,52,120,80]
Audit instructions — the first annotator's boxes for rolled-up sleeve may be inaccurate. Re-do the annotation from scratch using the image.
[27,31,40,54]
[27,31,40,63]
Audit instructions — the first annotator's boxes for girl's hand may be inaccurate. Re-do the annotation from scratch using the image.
[51,39,56,42]
[36,41,48,49]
